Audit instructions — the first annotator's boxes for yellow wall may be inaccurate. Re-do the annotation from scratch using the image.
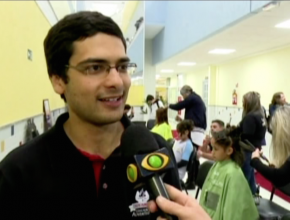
[127,85,145,106]
[216,46,290,108]
[186,67,209,95]
[0,1,64,126]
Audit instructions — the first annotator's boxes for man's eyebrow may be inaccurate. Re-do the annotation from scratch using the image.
[77,57,130,65]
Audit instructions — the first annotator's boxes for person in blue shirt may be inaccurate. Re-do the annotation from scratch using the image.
[172,120,194,180]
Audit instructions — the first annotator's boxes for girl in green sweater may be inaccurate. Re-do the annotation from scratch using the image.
[200,126,259,220]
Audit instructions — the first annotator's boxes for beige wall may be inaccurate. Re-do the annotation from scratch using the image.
[216,46,290,108]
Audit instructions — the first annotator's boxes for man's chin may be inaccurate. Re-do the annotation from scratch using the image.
[91,114,123,126]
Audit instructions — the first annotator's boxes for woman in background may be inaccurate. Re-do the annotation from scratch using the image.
[239,91,266,195]
[251,106,290,187]
[151,108,173,141]
[269,92,287,117]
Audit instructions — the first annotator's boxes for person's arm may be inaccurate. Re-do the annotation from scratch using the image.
[198,151,214,160]
[169,98,191,111]
[177,141,193,168]
[251,157,290,187]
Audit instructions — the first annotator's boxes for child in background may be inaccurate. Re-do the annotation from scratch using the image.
[172,120,194,180]
[151,108,173,141]
[200,126,259,220]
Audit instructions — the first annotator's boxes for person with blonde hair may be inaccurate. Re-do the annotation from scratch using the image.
[239,91,267,195]
[251,106,290,187]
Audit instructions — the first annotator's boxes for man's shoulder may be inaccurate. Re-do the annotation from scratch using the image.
[0,128,55,172]
[151,132,168,149]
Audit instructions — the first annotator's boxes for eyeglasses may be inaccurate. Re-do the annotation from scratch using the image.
[66,62,137,76]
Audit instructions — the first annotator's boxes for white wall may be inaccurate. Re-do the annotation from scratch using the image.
[186,67,209,96]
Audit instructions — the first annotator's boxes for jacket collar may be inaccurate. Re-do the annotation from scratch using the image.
[45,112,132,172]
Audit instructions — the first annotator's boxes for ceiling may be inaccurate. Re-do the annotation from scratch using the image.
[156,1,290,78]
[48,1,139,33]
[145,24,164,39]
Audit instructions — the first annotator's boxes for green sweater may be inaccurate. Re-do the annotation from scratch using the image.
[200,160,259,220]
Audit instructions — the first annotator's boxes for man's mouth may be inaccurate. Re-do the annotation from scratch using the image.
[99,95,123,102]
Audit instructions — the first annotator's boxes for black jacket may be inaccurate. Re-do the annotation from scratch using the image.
[169,92,207,129]
[0,113,180,220]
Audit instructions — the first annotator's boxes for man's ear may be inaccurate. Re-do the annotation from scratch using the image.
[50,75,66,96]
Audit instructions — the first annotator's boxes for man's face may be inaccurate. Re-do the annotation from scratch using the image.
[211,122,223,133]
[280,93,286,104]
[51,33,131,125]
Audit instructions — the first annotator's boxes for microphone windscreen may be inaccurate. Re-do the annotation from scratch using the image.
[120,125,159,157]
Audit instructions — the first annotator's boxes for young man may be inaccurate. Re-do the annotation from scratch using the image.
[198,119,225,160]
[0,12,180,219]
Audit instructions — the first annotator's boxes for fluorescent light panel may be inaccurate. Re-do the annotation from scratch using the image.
[161,69,174,73]
[208,48,236,54]
[275,19,290,29]
[178,62,196,66]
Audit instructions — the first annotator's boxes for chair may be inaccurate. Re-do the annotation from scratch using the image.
[281,214,290,220]
[195,160,215,199]
[132,121,146,126]
[146,119,156,130]
[166,138,175,148]
[257,182,290,220]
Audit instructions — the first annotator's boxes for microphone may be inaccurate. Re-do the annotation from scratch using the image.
[121,125,176,220]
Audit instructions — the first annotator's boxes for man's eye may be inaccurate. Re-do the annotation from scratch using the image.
[84,64,106,74]
[118,64,128,71]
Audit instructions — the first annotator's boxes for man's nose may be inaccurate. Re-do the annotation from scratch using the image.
[104,68,123,88]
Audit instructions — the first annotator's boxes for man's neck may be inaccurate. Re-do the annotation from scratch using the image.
[63,113,124,159]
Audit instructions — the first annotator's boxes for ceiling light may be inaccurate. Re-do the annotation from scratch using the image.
[275,19,290,29]
[208,49,236,54]
[161,69,174,73]
[177,62,196,66]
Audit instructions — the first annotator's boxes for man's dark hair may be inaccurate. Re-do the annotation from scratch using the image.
[44,11,126,101]
[124,104,131,110]
[211,119,225,128]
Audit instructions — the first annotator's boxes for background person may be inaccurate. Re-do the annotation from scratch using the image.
[124,104,134,120]
[251,106,290,187]
[199,127,259,220]
[172,120,194,180]
[151,108,173,141]
[239,91,267,195]
[198,120,225,160]
[169,85,207,148]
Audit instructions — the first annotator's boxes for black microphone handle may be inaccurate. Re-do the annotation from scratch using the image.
[147,174,175,220]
